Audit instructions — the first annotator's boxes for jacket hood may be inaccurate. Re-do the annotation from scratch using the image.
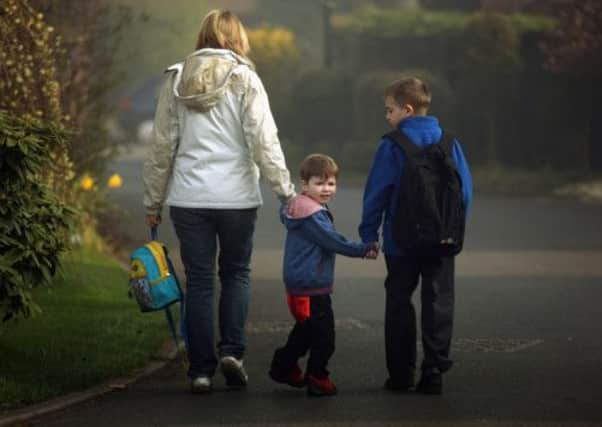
[281,194,324,230]
[397,115,442,147]
[168,48,254,112]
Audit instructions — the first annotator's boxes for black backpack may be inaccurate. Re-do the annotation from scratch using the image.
[386,130,465,257]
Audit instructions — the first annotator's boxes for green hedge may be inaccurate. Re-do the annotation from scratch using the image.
[317,7,593,171]
[0,111,74,321]
[332,8,556,37]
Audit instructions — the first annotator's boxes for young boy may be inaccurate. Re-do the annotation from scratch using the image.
[359,77,473,394]
[269,154,377,397]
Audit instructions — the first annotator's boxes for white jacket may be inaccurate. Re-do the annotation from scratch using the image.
[143,48,296,215]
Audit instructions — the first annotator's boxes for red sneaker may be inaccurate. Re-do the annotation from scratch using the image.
[306,374,338,396]
[269,364,306,388]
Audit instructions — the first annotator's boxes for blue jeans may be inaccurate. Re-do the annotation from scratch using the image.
[170,206,257,379]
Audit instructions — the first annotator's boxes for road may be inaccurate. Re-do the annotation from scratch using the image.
[36,146,602,426]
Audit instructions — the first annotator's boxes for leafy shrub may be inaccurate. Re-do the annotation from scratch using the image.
[0,0,63,122]
[0,0,76,199]
[288,68,353,147]
[352,69,453,140]
[451,12,522,165]
[332,7,555,37]
[327,6,586,170]
[248,25,302,134]
[0,111,74,321]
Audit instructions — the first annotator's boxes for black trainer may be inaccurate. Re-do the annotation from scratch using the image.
[416,368,442,395]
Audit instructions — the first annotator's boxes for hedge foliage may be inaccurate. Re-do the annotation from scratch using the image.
[0,111,74,322]
[300,6,594,171]
[0,0,63,122]
[332,7,556,37]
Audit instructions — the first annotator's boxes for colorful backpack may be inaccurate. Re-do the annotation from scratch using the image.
[129,237,182,312]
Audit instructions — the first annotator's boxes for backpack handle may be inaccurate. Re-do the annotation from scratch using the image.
[150,226,158,241]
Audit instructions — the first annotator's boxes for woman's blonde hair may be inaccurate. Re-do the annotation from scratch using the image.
[195,9,250,57]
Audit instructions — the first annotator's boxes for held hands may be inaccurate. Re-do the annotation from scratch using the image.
[364,241,380,260]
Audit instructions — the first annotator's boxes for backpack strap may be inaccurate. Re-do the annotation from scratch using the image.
[438,131,456,157]
[385,129,457,158]
[384,130,421,157]
[151,224,189,364]
[164,306,180,353]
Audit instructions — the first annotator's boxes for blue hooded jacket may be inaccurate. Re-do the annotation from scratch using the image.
[282,194,369,295]
[359,116,473,256]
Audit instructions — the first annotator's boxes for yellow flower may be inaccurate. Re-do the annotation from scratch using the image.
[80,175,95,191]
[107,174,123,189]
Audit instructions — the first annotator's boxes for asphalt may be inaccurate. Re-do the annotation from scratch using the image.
[2,145,602,427]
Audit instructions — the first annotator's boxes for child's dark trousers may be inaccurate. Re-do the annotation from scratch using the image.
[272,294,335,378]
[384,255,455,385]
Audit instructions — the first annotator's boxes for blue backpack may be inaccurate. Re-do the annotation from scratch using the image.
[129,227,187,352]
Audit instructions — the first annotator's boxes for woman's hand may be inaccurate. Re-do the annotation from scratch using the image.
[145,214,162,227]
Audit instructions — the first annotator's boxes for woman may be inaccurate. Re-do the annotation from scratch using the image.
[143,9,296,393]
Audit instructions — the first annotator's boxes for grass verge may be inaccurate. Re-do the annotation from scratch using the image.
[0,234,169,410]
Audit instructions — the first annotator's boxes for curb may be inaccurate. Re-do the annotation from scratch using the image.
[0,342,182,427]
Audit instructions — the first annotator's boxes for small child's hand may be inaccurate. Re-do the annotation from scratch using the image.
[365,242,380,260]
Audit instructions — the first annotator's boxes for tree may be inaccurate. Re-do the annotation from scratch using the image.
[31,0,135,177]
[544,1,602,72]
[455,12,521,165]
[542,0,602,172]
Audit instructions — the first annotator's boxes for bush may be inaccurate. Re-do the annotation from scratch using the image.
[451,12,521,165]
[328,6,571,170]
[0,0,76,199]
[352,68,453,141]
[0,111,74,321]
[0,0,63,122]
[248,25,302,136]
[288,68,353,147]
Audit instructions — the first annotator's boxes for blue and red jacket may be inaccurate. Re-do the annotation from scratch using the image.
[359,116,473,256]
[281,194,370,296]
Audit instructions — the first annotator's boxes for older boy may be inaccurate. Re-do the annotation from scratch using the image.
[359,77,472,394]
[270,154,377,397]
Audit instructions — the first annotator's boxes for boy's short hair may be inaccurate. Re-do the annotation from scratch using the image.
[300,154,339,182]
[385,77,431,115]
